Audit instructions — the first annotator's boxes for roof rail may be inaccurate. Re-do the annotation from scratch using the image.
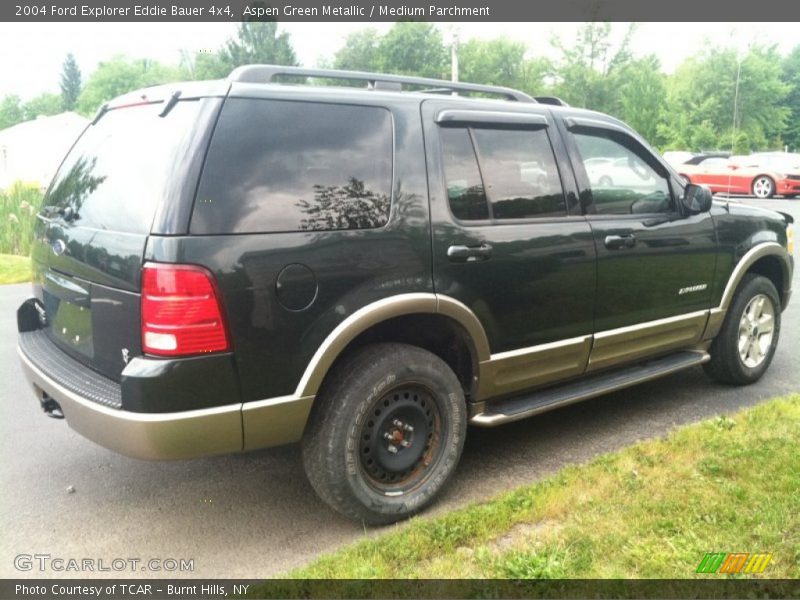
[534,96,569,107]
[228,65,536,103]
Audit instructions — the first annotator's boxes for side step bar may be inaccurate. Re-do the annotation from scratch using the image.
[470,350,710,427]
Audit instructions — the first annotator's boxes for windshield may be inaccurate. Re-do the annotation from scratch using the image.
[43,100,202,234]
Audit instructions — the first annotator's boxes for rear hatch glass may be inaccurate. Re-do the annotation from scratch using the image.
[32,99,204,380]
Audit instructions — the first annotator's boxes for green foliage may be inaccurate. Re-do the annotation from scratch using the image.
[22,93,64,120]
[334,22,447,80]
[76,56,184,115]
[60,53,82,111]
[222,21,298,70]
[459,37,551,94]
[0,181,43,255]
[660,46,789,152]
[0,95,24,130]
[550,23,637,115]
[615,56,666,143]
[183,22,298,81]
[377,22,448,79]
[334,28,381,72]
[781,45,800,151]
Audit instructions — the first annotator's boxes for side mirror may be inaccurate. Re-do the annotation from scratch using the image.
[682,183,713,214]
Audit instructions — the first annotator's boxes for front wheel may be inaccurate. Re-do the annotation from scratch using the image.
[704,274,781,385]
[302,343,467,524]
[752,176,775,199]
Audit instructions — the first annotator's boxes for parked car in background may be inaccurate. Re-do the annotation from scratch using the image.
[584,155,659,190]
[678,153,800,199]
[662,151,694,169]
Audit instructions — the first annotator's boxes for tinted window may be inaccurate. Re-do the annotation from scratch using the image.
[471,128,565,219]
[191,99,393,234]
[44,100,202,234]
[440,128,489,221]
[573,132,672,215]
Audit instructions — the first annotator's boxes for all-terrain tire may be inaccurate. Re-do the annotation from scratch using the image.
[302,343,467,525]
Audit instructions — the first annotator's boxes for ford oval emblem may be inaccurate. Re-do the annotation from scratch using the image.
[51,239,67,256]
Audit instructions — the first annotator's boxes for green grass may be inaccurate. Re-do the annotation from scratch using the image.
[0,254,31,284]
[0,181,44,256]
[269,393,800,581]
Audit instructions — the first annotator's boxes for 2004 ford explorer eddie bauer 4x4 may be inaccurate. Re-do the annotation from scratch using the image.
[17,66,794,523]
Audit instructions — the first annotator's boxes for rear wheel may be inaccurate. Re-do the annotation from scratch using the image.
[752,176,775,199]
[302,343,467,524]
[704,274,781,385]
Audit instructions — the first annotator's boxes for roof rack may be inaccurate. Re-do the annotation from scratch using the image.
[228,65,536,103]
[534,96,569,107]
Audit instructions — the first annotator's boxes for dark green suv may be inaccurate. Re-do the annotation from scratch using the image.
[17,66,794,524]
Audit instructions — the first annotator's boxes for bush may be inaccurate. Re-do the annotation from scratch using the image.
[0,181,44,255]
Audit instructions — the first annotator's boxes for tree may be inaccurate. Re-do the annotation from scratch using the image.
[0,95,24,130]
[615,55,666,144]
[660,46,789,152]
[76,56,183,115]
[458,37,551,94]
[221,21,298,71]
[377,22,448,78]
[60,53,82,111]
[23,93,64,120]
[334,28,381,72]
[781,45,800,151]
[549,23,637,114]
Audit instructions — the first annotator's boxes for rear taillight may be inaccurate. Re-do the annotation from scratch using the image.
[141,263,231,357]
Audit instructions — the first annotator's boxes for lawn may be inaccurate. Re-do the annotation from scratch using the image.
[261,393,799,583]
[0,254,31,284]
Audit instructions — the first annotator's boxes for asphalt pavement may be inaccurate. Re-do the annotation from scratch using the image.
[0,198,797,579]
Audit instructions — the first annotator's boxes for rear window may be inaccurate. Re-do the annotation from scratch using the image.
[190,98,393,234]
[44,100,202,234]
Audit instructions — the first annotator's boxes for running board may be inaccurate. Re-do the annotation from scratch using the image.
[470,350,710,427]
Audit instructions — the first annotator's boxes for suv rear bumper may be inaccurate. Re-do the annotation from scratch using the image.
[18,344,243,460]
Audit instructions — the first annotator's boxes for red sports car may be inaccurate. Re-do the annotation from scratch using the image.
[677,154,800,199]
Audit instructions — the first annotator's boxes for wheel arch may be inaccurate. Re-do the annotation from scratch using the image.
[719,242,792,311]
[294,293,491,400]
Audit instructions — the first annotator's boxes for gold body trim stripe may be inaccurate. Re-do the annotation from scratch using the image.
[242,394,315,451]
[477,336,592,401]
[587,310,709,372]
[294,292,491,398]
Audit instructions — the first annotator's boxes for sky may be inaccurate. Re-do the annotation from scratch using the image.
[0,21,797,100]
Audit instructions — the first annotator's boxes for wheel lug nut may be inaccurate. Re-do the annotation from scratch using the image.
[403,424,414,432]
[383,432,393,441]
[392,419,403,428]
[387,444,398,454]
[400,440,411,448]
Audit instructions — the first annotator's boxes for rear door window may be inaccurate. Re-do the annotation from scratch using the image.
[191,99,393,234]
[440,125,566,221]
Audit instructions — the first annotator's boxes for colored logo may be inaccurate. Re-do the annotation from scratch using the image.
[696,552,772,574]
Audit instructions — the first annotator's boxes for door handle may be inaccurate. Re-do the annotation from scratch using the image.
[604,234,636,250]
[447,243,492,263]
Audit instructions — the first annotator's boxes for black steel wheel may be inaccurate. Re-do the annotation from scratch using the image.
[302,343,467,524]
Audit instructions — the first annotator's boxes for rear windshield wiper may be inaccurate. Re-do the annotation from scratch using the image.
[159,91,182,118]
